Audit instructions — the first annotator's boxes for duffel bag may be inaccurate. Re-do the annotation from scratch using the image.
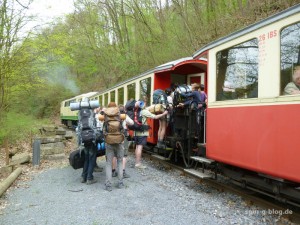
[69,149,85,169]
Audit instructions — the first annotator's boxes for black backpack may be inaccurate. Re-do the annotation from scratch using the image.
[69,149,85,169]
[79,108,96,144]
[153,89,168,105]
[125,100,150,132]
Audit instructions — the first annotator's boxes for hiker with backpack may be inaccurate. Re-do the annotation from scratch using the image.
[112,104,131,179]
[125,99,168,169]
[76,97,99,185]
[152,89,173,149]
[101,102,134,191]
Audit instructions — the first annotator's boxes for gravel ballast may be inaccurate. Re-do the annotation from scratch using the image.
[0,155,295,225]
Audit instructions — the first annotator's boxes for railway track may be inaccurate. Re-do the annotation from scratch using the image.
[141,147,300,224]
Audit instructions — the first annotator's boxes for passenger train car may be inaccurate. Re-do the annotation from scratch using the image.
[60,92,98,127]
[60,5,300,206]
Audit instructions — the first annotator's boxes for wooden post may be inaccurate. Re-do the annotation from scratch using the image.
[0,167,22,197]
[5,138,9,165]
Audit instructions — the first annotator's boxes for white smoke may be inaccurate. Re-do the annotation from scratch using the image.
[45,65,80,94]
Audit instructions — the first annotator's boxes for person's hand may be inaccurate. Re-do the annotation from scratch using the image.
[163,110,168,115]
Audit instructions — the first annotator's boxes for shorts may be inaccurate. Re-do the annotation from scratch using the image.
[134,136,147,146]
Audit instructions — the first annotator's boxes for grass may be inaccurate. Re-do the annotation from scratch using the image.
[0,111,51,146]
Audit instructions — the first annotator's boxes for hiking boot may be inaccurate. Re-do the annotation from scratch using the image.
[86,179,97,185]
[105,185,112,192]
[123,171,130,178]
[112,170,118,177]
[135,164,147,169]
[80,177,87,183]
[118,181,125,189]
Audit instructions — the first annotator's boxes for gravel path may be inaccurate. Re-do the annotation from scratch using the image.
[0,154,295,225]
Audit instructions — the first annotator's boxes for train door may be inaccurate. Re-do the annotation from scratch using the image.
[187,73,205,85]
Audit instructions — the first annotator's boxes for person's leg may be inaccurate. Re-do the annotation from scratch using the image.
[116,144,124,188]
[105,145,114,191]
[87,145,96,182]
[81,148,88,183]
[135,144,143,166]
[123,138,130,178]
[135,136,147,168]
[112,157,117,177]
[157,119,166,148]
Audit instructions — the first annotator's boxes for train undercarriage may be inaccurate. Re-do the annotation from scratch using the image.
[147,104,300,208]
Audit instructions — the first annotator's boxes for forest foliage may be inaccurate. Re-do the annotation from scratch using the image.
[0,0,299,125]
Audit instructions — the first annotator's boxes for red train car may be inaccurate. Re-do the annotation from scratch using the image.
[190,4,300,205]
[153,5,300,205]
[66,4,300,206]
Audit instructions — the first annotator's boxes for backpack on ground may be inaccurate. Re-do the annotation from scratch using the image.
[125,100,150,132]
[79,108,96,144]
[103,107,124,145]
[153,89,168,105]
[69,149,85,169]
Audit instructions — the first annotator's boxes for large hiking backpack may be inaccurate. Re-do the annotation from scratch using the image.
[125,100,150,132]
[153,89,168,105]
[103,107,124,144]
[79,108,96,144]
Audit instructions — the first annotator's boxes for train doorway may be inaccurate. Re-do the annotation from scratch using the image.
[187,73,205,85]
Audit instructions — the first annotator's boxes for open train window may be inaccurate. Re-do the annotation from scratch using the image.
[280,22,300,95]
[216,39,259,101]
[118,88,124,106]
[99,95,103,107]
[127,83,136,101]
[110,90,115,103]
[104,93,108,107]
[139,77,151,107]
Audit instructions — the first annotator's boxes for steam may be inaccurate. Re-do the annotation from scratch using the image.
[45,65,80,94]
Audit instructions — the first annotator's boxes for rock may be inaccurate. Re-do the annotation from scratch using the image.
[10,153,31,165]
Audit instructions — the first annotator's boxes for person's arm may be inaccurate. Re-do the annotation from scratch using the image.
[125,115,134,126]
[153,110,168,119]
[284,82,300,95]
[142,109,168,120]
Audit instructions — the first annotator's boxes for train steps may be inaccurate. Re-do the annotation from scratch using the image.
[184,169,213,179]
[190,156,215,164]
[185,156,216,179]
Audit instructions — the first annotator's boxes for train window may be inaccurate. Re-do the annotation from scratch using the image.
[127,83,136,100]
[216,38,259,101]
[280,22,300,95]
[104,93,108,107]
[99,95,103,107]
[139,77,151,107]
[110,90,115,103]
[118,87,124,106]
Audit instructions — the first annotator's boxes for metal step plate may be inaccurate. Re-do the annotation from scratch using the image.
[184,169,213,179]
[190,156,215,164]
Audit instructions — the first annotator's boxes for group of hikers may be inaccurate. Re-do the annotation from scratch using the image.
[75,82,207,192]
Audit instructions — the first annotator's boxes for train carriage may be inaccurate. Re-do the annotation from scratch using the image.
[190,4,300,205]
[60,4,300,206]
[60,92,98,127]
